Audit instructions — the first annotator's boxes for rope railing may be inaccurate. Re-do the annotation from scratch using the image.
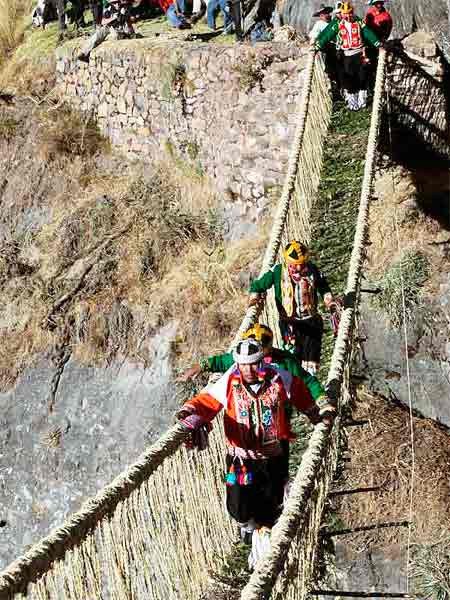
[0,51,333,599]
[240,48,387,600]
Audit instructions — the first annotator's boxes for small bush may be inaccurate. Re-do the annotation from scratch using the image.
[160,60,192,101]
[39,104,109,159]
[372,249,430,328]
[234,54,272,92]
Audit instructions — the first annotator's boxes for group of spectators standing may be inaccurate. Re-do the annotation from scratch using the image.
[35,0,392,87]
[310,0,393,110]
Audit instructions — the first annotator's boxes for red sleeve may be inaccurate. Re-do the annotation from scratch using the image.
[289,376,316,413]
[183,392,223,423]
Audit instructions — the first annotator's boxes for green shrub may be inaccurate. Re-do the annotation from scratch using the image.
[372,249,430,328]
[234,54,272,92]
[0,111,20,139]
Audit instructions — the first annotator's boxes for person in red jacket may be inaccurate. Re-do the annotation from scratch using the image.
[365,0,392,41]
[177,339,335,566]
[365,0,392,86]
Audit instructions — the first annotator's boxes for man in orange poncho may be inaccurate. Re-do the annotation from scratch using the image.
[177,339,335,567]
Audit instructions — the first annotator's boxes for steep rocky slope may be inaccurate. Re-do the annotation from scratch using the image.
[0,97,263,567]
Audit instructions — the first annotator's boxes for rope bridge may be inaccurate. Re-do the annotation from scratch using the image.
[0,49,387,600]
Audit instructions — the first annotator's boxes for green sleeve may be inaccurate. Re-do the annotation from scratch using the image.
[283,356,326,401]
[249,268,276,294]
[361,21,380,47]
[316,20,338,49]
[204,352,234,373]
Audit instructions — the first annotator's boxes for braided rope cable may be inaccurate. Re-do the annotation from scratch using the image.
[0,52,321,598]
[240,49,388,600]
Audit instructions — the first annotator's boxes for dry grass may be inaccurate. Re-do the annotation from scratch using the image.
[0,135,265,387]
[38,103,109,159]
[334,389,450,551]
[0,0,32,66]
[368,166,450,292]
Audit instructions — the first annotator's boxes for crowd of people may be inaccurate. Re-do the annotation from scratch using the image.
[310,0,393,110]
[177,240,341,567]
[34,0,392,83]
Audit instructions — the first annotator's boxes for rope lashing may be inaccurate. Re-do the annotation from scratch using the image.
[230,51,317,348]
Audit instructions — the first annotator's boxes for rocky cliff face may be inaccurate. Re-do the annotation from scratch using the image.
[0,325,180,569]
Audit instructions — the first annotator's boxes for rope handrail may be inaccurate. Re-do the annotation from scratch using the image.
[0,51,325,598]
[240,49,387,600]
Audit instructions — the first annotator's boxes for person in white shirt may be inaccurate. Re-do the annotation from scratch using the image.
[309,5,340,95]
[309,4,333,42]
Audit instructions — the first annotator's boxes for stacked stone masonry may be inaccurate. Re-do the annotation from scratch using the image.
[57,41,309,211]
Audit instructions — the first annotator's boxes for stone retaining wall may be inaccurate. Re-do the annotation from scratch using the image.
[56,41,309,214]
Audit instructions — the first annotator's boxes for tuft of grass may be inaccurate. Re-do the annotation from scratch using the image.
[0,0,32,66]
[38,103,109,159]
[233,53,272,92]
[411,537,450,600]
[0,110,20,140]
[372,249,430,328]
[164,138,204,179]
[160,59,192,102]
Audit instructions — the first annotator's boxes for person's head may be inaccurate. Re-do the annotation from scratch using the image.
[371,0,385,11]
[334,1,343,17]
[283,240,309,283]
[242,323,274,355]
[313,5,333,21]
[233,340,264,384]
[340,1,354,19]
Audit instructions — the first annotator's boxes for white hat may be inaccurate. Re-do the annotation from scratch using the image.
[233,340,264,365]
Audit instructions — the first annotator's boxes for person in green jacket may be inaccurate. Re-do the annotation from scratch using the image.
[248,240,339,375]
[316,1,381,111]
[178,323,329,407]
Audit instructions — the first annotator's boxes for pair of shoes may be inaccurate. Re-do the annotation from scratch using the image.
[357,89,368,109]
[346,92,359,111]
[248,527,272,570]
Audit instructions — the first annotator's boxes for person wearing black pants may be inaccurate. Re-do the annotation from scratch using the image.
[316,2,381,111]
[91,0,104,26]
[341,51,369,98]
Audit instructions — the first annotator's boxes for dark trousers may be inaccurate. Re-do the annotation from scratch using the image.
[230,0,243,39]
[91,1,103,25]
[47,0,66,31]
[365,46,379,90]
[225,453,288,527]
[280,315,324,364]
[338,52,368,94]
[323,45,338,85]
